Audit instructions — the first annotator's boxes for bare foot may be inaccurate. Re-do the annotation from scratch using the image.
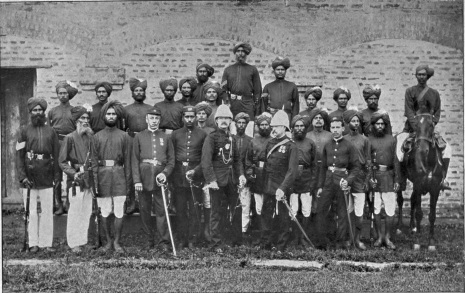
[114,241,125,252]
[101,241,112,252]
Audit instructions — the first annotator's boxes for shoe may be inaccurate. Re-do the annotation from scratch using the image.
[385,239,396,250]
[29,246,39,253]
[114,242,125,253]
[355,241,367,251]
[373,238,383,247]
[54,204,65,216]
[188,242,195,249]
[71,246,82,253]
[44,247,56,252]
[100,242,113,252]
[125,202,137,215]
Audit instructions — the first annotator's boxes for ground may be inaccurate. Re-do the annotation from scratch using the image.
[2,210,464,292]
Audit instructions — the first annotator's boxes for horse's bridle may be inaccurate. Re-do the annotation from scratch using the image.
[414,113,434,144]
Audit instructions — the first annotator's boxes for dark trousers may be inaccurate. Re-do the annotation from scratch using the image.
[315,183,349,247]
[140,189,170,245]
[210,181,242,246]
[262,194,292,250]
[174,186,202,245]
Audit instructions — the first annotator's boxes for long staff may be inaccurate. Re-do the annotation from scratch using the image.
[21,188,31,252]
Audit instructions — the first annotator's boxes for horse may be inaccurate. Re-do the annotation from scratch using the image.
[395,113,444,251]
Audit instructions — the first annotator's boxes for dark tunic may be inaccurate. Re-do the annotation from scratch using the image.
[235,133,253,187]
[59,131,94,189]
[16,124,61,189]
[171,126,207,188]
[90,102,106,133]
[176,96,200,107]
[221,62,262,119]
[403,84,441,132]
[92,127,132,197]
[201,129,243,187]
[154,99,184,131]
[192,82,228,106]
[343,132,371,193]
[245,135,272,194]
[205,104,219,129]
[264,136,299,195]
[368,133,400,192]
[47,103,75,137]
[306,130,333,162]
[361,107,392,136]
[132,129,174,192]
[293,137,317,193]
[299,108,331,132]
[262,79,299,120]
[123,101,153,134]
[198,124,215,135]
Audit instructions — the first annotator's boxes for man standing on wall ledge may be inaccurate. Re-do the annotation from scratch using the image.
[221,42,262,120]
[90,81,113,134]
[193,64,228,105]
[155,78,184,134]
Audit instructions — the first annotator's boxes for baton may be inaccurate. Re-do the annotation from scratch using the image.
[21,188,31,252]
[280,197,315,249]
[341,182,355,248]
[159,182,176,256]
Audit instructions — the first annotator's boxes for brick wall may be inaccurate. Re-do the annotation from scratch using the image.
[0,1,463,216]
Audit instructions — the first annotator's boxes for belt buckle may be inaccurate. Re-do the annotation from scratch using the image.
[258,161,264,168]
[237,95,242,100]
[79,166,85,172]
[329,166,335,172]
[106,160,115,167]
[37,154,43,160]
[182,162,188,166]
[231,94,237,100]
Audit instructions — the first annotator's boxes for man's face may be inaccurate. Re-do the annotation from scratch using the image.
[57,88,70,104]
[273,66,286,80]
[132,87,146,102]
[366,95,379,111]
[374,119,386,135]
[312,114,324,129]
[205,88,218,102]
[31,105,46,126]
[336,94,348,108]
[293,120,306,140]
[77,113,90,128]
[258,121,271,137]
[306,95,318,110]
[349,115,360,131]
[181,83,192,97]
[96,87,109,104]
[196,110,207,123]
[183,111,196,128]
[271,125,286,138]
[104,107,117,127]
[416,69,428,85]
[236,118,247,134]
[196,67,209,83]
[163,85,176,100]
[216,117,232,130]
[146,114,161,130]
[31,105,44,116]
[235,47,247,63]
[330,121,344,139]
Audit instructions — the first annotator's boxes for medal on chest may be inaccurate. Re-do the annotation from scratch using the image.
[279,145,287,153]
[160,138,164,146]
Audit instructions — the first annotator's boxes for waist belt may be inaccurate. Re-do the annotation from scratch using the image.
[177,161,199,167]
[230,94,243,101]
[98,160,121,167]
[142,159,162,166]
[57,134,67,141]
[328,166,347,172]
[26,152,52,160]
[374,165,393,172]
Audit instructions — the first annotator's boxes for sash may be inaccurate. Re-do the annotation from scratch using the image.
[417,86,430,105]
[266,138,290,159]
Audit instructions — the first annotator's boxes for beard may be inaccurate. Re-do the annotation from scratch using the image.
[164,94,174,101]
[104,117,117,127]
[373,127,386,137]
[31,113,46,126]
[349,124,359,131]
[197,75,208,83]
[132,92,146,102]
[77,124,94,136]
[368,103,378,111]
[258,128,272,138]
[294,130,306,140]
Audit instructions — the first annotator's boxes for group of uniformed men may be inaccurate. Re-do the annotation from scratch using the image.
[17,42,451,254]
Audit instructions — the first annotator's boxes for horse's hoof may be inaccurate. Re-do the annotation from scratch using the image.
[396,229,402,235]
[413,244,421,250]
[428,245,436,251]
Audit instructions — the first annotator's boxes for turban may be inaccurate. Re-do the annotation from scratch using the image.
[94,82,113,96]
[196,63,215,77]
[195,102,213,117]
[27,97,47,112]
[71,104,92,122]
[362,85,381,100]
[159,78,178,92]
[179,77,198,91]
[256,112,272,125]
[233,42,252,55]
[370,110,389,125]
[415,65,434,78]
[129,78,147,92]
[271,57,291,70]
[333,87,351,101]
[215,104,233,119]
[100,100,124,120]
[203,81,221,95]
[55,81,78,99]
[291,114,309,129]
[304,86,323,100]
[234,112,250,124]
[308,108,329,124]
[342,108,363,124]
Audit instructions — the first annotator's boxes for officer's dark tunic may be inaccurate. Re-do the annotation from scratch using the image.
[154,99,184,131]
[201,129,244,246]
[262,79,299,120]
[368,133,400,192]
[132,129,174,245]
[245,135,272,194]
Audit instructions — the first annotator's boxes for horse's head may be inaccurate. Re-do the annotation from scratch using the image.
[413,113,435,176]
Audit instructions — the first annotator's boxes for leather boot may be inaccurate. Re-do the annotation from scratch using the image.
[354,216,366,250]
[440,158,451,190]
[373,214,383,247]
[384,216,396,250]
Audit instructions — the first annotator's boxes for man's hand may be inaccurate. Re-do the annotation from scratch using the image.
[369,179,378,190]
[21,178,33,189]
[316,188,322,198]
[135,183,143,192]
[156,173,167,185]
[340,178,349,190]
[275,188,285,201]
[393,183,400,193]
[239,175,247,188]
[208,181,219,190]
[186,170,194,181]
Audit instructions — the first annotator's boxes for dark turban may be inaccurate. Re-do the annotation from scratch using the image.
[233,42,252,55]
[71,105,91,122]
[129,78,147,92]
[55,81,78,99]
[27,97,47,112]
[291,114,309,128]
[196,63,215,77]
[179,77,198,91]
[100,100,124,120]
[195,102,213,117]
[159,78,178,92]
[271,57,291,70]
[94,82,113,96]
[362,85,381,100]
[370,110,390,125]
[256,112,272,125]
[333,87,351,101]
[415,65,434,78]
[304,86,323,100]
[308,108,330,131]
[234,112,250,124]
[203,81,221,95]
[342,108,363,124]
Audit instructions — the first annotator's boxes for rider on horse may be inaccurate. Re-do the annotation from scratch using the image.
[396,65,451,190]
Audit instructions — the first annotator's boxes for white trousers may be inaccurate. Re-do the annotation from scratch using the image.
[253,193,264,215]
[374,192,396,217]
[97,196,126,218]
[290,192,312,217]
[67,188,93,248]
[22,188,54,248]
[240,187,251,232]
[352,193,365,217]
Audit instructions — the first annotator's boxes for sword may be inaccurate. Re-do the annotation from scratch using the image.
[159,182,176,256]
[341,181,355,247]
[280,197,315,249]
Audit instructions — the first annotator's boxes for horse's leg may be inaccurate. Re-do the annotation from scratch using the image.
[409,190,416,233]
[396,190,404,235]
[428,186,440,251]
[412,187,423,250]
